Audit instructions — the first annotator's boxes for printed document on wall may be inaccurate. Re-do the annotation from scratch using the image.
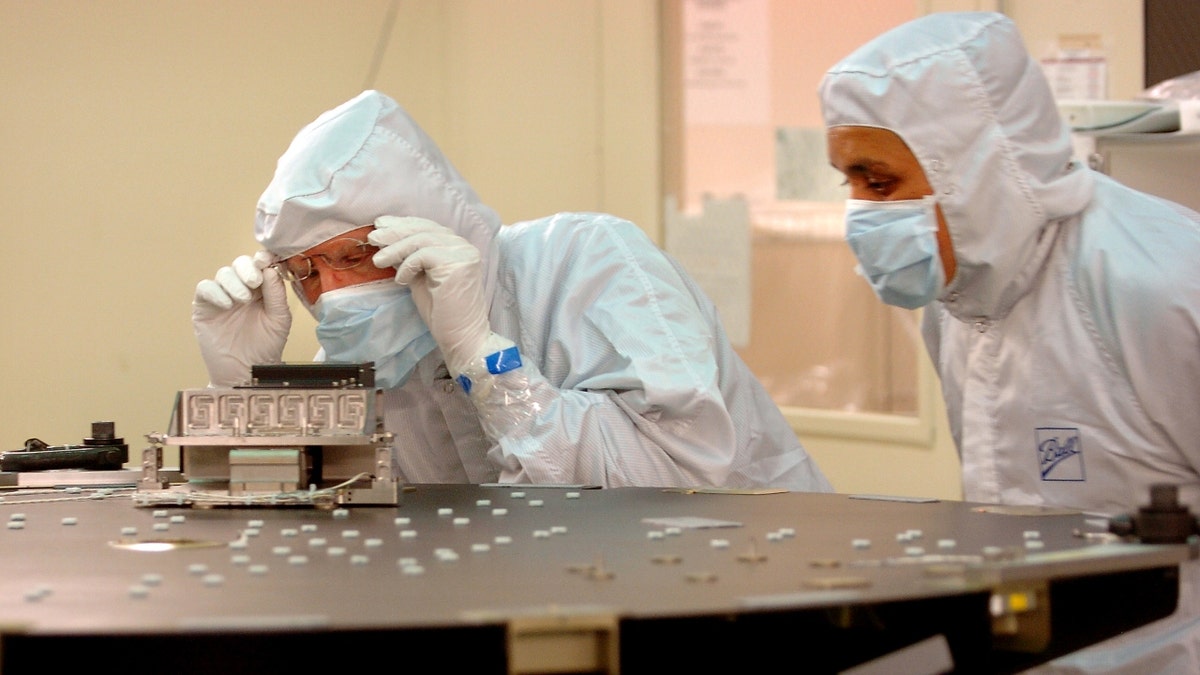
[684,0,769,126]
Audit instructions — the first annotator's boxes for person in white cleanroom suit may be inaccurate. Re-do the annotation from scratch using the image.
[192,89,832,493]
[820,11,1200,674]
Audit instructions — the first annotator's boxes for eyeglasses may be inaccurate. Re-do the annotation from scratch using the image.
[275,238,379,284]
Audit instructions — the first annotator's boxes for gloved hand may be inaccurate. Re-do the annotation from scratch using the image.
[192,250,292,386]
[369,216,490,377]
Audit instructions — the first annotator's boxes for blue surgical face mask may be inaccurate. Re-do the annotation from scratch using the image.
[314,280,438,389]
[844,196,946,309]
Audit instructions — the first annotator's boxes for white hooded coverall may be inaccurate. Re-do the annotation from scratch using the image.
[253,90,833,493]
[820,11,1200,674]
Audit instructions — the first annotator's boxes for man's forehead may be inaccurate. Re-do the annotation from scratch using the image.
[827,126,917,168]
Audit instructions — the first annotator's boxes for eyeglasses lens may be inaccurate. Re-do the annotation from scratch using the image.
[282,257,313,283]
[327,241,374,270]
[281,239,375,283]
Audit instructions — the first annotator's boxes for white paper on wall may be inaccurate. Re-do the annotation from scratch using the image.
[683,0,769,126]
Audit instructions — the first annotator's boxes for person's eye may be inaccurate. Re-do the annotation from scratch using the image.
[285,258,311,280]
[339,251,371,267]
[865,176,896,195]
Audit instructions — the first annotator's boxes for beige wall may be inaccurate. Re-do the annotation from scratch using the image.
[0,1,1145,502]
[0,0,658,462]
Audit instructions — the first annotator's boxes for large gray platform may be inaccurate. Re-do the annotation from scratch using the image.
[0,483,1187,673]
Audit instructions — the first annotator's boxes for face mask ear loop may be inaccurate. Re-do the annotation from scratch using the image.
[266,257,316,317]
[290,280,314,312]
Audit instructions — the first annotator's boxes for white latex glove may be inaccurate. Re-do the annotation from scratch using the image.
[369,216,491,376]
[192,250,292,387]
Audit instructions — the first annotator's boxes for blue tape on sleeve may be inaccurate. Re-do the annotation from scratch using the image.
[458,346,523,394]
[485,346,522,375]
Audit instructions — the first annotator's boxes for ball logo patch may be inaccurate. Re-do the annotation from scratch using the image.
[1037,427,1085,481]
